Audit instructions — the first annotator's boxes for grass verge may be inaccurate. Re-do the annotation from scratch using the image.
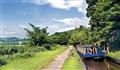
[61,48,82,70]
[0,45,66,70]
[107,51,120,60]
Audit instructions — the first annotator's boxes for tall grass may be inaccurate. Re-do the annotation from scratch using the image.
[107,51,120,60]
[0,45,66,70]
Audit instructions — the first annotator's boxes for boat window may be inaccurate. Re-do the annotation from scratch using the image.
[93,47,96,54]
[85,47,97,54]
[86,48,92,54]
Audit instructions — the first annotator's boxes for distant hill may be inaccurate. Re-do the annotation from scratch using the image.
[0,37,20,42]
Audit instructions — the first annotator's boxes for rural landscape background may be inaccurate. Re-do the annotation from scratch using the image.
[0,0,120,70]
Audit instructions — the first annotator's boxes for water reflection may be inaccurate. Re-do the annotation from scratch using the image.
[84,60,120,70]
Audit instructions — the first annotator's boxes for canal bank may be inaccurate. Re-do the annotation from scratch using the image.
[76,50,87,70]
[106,56,120,65]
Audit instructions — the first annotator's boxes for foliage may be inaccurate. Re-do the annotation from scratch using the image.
[0,58,6,66]
[24,23,49,46]
[86,0,120,49]
[13,52,34,58]
[107,51,120,60]
[0,46,66,70]
[0,46,18,55]
[49,32,70,45]
[69,26,91,45]
[50,25,91,45]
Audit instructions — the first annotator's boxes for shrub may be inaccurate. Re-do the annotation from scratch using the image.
[22,52,34,58]
[16,46,25,53]
[0,58,7,66]
[13,52,34,58]
[42,44,52,50]
[9,47,18,54]
[32,47,47,52]
[13,53,23,58]
[107,51,120,60]
[0,47,9,55]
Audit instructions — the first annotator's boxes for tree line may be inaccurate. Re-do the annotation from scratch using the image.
[86,0,120,49]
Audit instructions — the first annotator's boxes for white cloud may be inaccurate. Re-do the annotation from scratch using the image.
[22,0,48,5]
[0,31,18,37]
[53,17,90,27]
[19,24,28,29]
[49,25,59,29]
[57,26,75,32]
[23,0,88,14]
[51,16,90,33]
[56,17,81,26]
[5,32,17,35]
[19,24,43,29]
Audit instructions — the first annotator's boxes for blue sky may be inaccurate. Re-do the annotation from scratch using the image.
[0,0,89,38]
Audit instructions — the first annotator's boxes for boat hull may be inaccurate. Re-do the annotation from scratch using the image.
[93,56,105,62]
[82,56,105,62]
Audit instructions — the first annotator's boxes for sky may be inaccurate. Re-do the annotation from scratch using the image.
[0,0,89,38]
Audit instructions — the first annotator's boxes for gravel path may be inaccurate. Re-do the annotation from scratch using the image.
[41,47,70,70]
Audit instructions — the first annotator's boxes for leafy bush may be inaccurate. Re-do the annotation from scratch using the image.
[32,46,47,52]
[107,51,120,60]
[16,46,26,53]
[42,44,52,50]
[22,52,34,58]
[0,58,7,66]
[9,47,18,54]
[13,52,34,58]
[13,53,23,58]
[0,46,18,55]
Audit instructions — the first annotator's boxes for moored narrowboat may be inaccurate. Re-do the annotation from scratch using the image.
[77,45,105,61]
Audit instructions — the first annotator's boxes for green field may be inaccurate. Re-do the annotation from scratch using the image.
[61,48,82,70]
[0,46,66,70]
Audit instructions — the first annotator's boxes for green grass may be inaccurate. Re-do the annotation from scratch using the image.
[61,48,82,70]
[0,45,66,70]
[107,51,120,60]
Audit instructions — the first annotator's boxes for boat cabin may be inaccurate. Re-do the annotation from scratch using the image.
[77,45,105,61]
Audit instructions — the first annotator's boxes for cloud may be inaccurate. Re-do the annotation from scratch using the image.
[53,17,90,27]
[57,26,75,32]
[22,0,88,14]
[0,25,26,38]
[0,31,18,37]
[50,16,90,33]
[22,0,48,5]
[49,25,59,29]
[19,24,28,29]
[19,24,43,29]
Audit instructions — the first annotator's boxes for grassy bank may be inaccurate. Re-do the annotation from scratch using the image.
[61,48,82,70]
[0,45,66,70]
[107,51,120,60]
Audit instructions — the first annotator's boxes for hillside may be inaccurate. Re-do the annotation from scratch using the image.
[0,37,20,42]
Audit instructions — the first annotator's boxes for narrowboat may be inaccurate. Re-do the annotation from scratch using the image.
[77,45,105,61]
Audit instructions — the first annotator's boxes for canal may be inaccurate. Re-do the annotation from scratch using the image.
[76,45,120,70]
[84,59,120,70]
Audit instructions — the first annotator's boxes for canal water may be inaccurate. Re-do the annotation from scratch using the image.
[84,59,120,70]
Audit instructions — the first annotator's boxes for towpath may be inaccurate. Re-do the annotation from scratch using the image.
[41,46,71,70]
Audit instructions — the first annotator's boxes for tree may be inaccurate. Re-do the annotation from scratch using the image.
[49,32,70,45]
[86,0,120,49]
[24,23,49,46]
